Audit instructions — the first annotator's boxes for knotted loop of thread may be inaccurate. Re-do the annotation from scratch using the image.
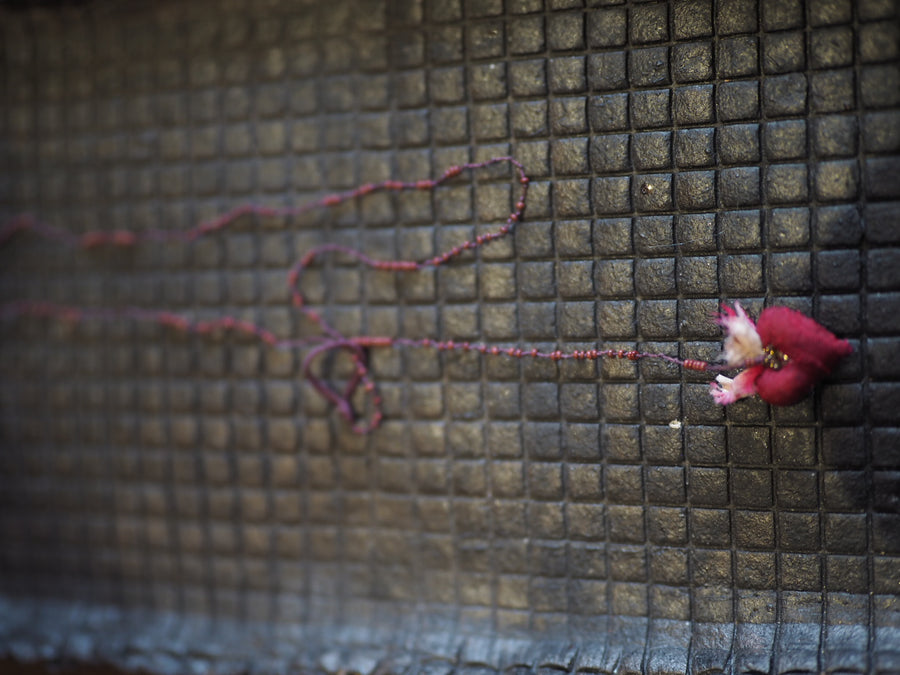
[301,339,377,433]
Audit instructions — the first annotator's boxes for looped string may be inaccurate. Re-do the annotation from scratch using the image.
[301,339,379,434]
[0,156,727,432]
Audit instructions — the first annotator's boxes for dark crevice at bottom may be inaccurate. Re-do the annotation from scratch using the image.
[0,659,128,675]
[1,596,895,675]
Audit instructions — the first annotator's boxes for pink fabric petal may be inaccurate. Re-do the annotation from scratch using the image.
[709,367,762,405]
[752,306,853,405]
[756,306,853,373]
[755,361,822,406]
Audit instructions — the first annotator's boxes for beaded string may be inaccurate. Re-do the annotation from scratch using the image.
[0,156,725,433]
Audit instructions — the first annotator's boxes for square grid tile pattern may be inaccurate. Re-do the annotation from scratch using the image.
[0,0,898,673]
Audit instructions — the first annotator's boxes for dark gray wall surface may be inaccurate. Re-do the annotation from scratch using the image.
[0,0,899,673]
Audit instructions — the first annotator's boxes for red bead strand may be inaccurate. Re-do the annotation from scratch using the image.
[0,156,719,433]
